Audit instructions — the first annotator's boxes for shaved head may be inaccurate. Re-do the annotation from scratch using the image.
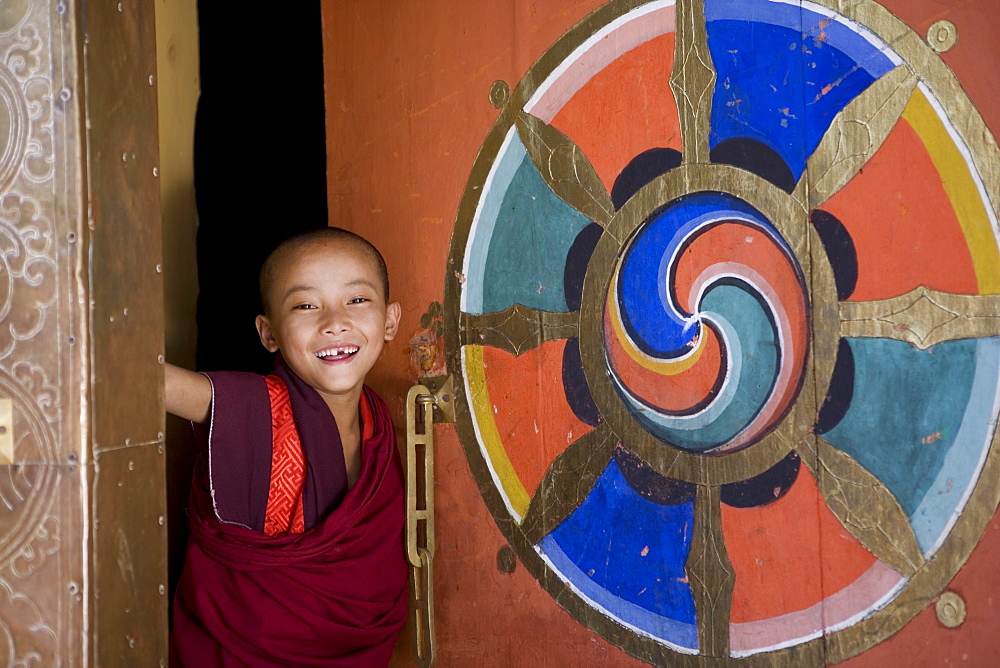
[259,227,389,316]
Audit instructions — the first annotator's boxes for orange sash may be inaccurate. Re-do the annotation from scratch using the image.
[263,376,306,536]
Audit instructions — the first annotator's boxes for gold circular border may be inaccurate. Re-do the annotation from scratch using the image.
[443,1,1000,664]
[579,163,838,486]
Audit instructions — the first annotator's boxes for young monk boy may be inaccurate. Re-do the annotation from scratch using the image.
[164,228,407,666]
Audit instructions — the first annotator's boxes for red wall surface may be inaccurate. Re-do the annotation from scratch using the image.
[321,1,1000,664]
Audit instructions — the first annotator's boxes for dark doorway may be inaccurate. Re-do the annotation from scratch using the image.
[167,1,329,610]
[194,1,329,375]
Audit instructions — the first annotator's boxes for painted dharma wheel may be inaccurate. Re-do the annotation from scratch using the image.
[443,0,1000,663]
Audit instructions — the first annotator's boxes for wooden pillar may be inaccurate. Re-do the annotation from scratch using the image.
[0,1,167,664]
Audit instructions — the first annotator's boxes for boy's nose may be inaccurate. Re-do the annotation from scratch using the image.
[322,307,350,333]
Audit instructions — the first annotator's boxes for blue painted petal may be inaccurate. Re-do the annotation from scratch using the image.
[705,0,897,181]
[705,0,898,79]
[543,459,698,651]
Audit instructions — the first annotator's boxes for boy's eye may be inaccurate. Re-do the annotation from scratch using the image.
[348,297,369,304]
[292,304,317,310]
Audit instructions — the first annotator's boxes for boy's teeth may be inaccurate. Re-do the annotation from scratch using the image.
[316,346,359,358]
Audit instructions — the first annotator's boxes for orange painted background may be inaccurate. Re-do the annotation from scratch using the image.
[321,1,1000,664]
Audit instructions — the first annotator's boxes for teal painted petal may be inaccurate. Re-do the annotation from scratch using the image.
[480,134,594,314]
[464,129,526,315]
[823,338,988,556]
[911,337,1000,557]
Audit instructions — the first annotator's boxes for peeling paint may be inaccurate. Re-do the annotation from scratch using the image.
[408,326,447,376]
[921,431,944,445]
[409,302,447,377]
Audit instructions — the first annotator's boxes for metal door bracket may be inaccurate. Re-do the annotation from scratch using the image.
[417,375,456,424]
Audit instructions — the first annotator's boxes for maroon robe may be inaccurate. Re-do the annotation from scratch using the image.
[171,364,408,666]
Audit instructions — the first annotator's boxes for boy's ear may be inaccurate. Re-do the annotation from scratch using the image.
[255,315,280,352]
[384,302,401,342]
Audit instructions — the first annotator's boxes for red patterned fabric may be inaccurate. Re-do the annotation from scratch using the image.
[262,376,306,536]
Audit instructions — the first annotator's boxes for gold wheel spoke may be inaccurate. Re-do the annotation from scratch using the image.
[795,64,916,210]
[514,111,614,226]
[521,423,617,545]
[800,435,925,577]
[686,484,732,657]
[670,0,715,165]
[460,304,579,356]
[840,286,1000,349]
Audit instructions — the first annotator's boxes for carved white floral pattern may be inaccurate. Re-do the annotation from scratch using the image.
[0,0,79,663]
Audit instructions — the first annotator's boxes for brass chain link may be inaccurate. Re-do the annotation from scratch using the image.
[406,385,437,666]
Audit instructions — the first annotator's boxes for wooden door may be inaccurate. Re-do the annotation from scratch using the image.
[324,1,1000,664]
[0,1,167,665]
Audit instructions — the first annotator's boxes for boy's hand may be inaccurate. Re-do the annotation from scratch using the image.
[165,363,212,424]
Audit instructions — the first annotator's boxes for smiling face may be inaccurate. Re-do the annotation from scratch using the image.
[255,238,401,410]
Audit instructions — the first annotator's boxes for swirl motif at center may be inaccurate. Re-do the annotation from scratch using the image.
[606,192,808,453]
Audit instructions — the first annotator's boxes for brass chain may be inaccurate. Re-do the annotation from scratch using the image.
[405,385,437,666]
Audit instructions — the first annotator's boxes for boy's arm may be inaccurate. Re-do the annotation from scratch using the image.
[165,363,212,424]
